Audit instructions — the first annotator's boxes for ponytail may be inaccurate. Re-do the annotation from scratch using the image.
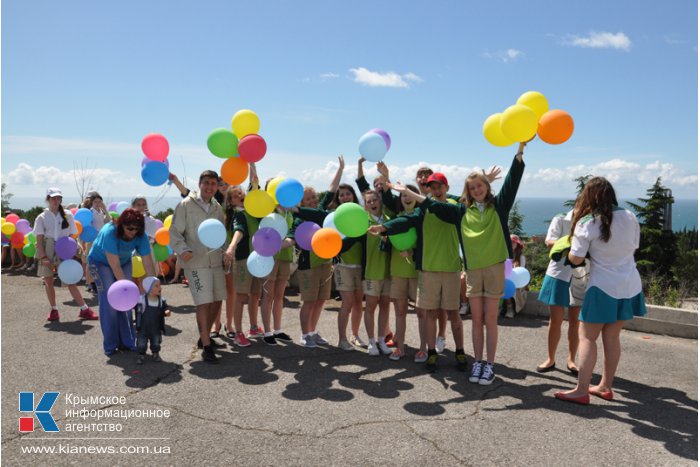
[58,204,69,229]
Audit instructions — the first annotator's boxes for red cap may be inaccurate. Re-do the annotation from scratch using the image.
[426,172,448,186]
[510,234,523,247]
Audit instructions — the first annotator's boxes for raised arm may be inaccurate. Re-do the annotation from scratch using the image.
[169,173,190,198]
[249,163,259,190]
[495,142,527,214]
[355,156,371,193]
[387,182,427,204]
[329,155,345,193]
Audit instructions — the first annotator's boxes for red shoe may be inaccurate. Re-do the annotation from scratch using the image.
[79,307,99,320]
[385,332,396,347]
[554,391,590,405]
[234,332,252,347]
[248,326,265,338]
[589,388,614,401]
[47,309,60,321]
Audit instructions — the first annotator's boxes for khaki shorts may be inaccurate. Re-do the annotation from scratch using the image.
[297,263,332,302]
[334,265,363,292]
[390,276,417,301]
[363,278,391,297]
[417,271,460,310]
[233,262,262,295]
[265,259,292,282]
[37,238,58,278]
[466,262,505,299]
[184,266,226,306]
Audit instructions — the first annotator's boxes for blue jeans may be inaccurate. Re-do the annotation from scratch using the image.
[88,260,136,355]
[136,329,162,354]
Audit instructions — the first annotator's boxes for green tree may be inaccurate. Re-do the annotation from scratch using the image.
[671,228,698,297]
[508,200,525,237]
[564,174,592,208]
[1,183,13,212]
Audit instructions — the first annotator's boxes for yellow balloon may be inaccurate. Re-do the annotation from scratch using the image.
[1,222,15,236]
[231,109,261,140]
[132,256,146,278]
[500,104,538,142]
[244,190,276,218]
[483,113,515,147]
[266,177,284,204]
[163,214,173,229]
[1,217,4,224]
[517,91,549,120]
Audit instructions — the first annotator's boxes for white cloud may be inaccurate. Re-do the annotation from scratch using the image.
[320,72,340,80]
[483,48,524,62]
[562,31,632,51]
[5,162,122,191]
[349,67,423,88]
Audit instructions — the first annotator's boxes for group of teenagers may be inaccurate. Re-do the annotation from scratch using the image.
[30,140,647,404]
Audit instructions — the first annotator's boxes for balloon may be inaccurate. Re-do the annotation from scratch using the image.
[145,218,159,238]
[220,157,249,185]
[502,279,516,299]
[132,256,146,278]
[23,235,29,246]
[322,212,345,239]
[244,190,275,218]
[207,128,239,158]
[510,267,531,288]
[246,251,274,278]
[266,177,284,204]
[152,243,170,262]
[260,213,288,240]
[154,227,170,246]
[26,231,36,244]
[358,131,387,162]
[14,219,31,235]
[516,91,549,120]
[197,219,226,249]
[275,178,304,208]
[231,109,261,140]
[483,113,515,147]
[252,227,283,257]
[116,201,130,214]
[163,214,173,229]
[1,233,9,245]
[74,220,83,237]
[504,258,513,278]
[294,221,320,251]
[370,128,391,150]
[159,261,170,277]
[537,109,574,145]
[55,237,78,260]
[109,211,119,219]
[389,227,417,251]
[108,201,118,212]
[142,156,169,168]
[333,203,369,238]
[10,231,24,247]
[73,208,93,226]
[154,219,164,229]
[107,279,140,312]
[80,225,98,243]
[501,104,538,142]
[142,161,170,186]
[23,243,36,258]
[141,133,169,162]
[1,222,16,236]
[311,228,342,259]
[57,259,83,285]
[238,134,267,163]
[5,214,19,224]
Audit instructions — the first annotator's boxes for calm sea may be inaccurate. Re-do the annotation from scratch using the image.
[8,196,698,236]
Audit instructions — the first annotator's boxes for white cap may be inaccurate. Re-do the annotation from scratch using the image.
[47,187,63,198]
[142,276,160,294]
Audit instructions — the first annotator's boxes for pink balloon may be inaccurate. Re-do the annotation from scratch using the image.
[5,214,19,224]
[238,134,267,163]
[141,133,169,162]
[370,128,391,151]
[70,208,78,215]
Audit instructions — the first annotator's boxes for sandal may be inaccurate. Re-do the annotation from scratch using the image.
[224,325,236,339]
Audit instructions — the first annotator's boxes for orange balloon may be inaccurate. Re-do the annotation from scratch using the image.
[220,157,249,186]
[74,220,83,236]
[159,261,170,277]
[155,227,170,246]
[311,228,342,259]
[537,109,574,145]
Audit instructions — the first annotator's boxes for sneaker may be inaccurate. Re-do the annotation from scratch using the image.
[234,333,252,348]
[273,331,293,342]
[350,335,367,348]
[312,333,329,345]
[47,309,60,321]
[248,326,265,338]
[436,336,446,354]
[389,348,405,361]
[201,346,219,363]
[367,342,380,356]
[505,308,515,319]
[377,339,393,355]
[79,307,99,320]
[338,340,355,351]
[263,335,277,346]
[197,338,225,349]
[426,354,438,373]
[469,361,483,383]
[459,302,469,315]
[136,355,145,365]
[414,351,428,363]
[301,335,317,348]
[479,363,495,385]
[455,354,468,371]
[385,332,396,348]
[152,352,162,362]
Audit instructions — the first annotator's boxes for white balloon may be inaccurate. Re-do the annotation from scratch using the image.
[247,251,275,278]
[322,212,345,239]
[510,267,531,288]
[259,213,288,240]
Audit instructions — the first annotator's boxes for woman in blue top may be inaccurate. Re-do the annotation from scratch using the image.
[88,208,155,355]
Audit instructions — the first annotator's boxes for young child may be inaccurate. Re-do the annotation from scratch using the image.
[135,276,171,364]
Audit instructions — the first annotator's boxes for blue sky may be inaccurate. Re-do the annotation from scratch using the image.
[2,0,698,204]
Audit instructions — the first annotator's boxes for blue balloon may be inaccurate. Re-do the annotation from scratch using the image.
[502,279,516,299]
[246,251,274,278]
[197,219,226,249]
[510,267,531,288]
[142,156,169,168]
[74,208,93,226]
[275,178,304,208]
[57,259,83,285]
[80,225,98,243]
[358,132,388,162]
[141,161,169,187]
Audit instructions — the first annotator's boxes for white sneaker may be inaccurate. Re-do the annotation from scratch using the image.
[459,302,469,315]
[436,336,446,354]
[377,339,393,355]
[367,342,380,356]
[350,335,367,348]
[505,308,515,319]
[338,340,355,351]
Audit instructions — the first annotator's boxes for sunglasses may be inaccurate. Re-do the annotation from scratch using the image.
[124,225,139,232]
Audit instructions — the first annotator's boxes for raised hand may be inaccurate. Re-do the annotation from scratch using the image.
[484,166,502,183]
[376,161,389,180]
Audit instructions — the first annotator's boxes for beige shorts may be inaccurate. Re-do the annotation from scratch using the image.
[390,276,418,301]
[184,266,226,306]
[297,263,332,302]
[363,278,391,297]
[466,262,505,299]
[569,265,590,307]
[233,262,262,295]
[417,271,460,310]
[334,265,363,292]
[265,259,291,282]
[37,238,58,278]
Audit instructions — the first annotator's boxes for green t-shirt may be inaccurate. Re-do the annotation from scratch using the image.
[462,204,508,270]
[339,242,363,265]
[232,210,260,261]
[422,199,462,273]
[364,214,390,280]
[273,211,294,262]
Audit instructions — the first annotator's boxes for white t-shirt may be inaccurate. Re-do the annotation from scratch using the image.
[544,210,574,281]
[33,208,77,240]
[570,208,642,299]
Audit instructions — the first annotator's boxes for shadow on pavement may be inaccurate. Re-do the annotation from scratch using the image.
[106,350,184,389]
[44,320,97,335]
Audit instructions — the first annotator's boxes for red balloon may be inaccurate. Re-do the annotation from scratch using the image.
[141,133,169,162]
[5,214,19,224]
[238,134,267,163]
[10,231,24,247]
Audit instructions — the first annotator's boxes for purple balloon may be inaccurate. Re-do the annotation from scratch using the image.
[295,221,320,251]
[504,258,513,278]
[141,156,169,168]
[154,219,164,229]
[15,219,32,235]
[370,128,391,151]
[1,233,9,244]
[108,201,118,212]
[252,227,282,257]
[55,237,78,260]
[107,280,140,312]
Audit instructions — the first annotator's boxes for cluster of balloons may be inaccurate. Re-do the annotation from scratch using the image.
[502,259,532,299]
[1,214,36,257]
[141,133,171,186]
[70,207,98,242]
[246,213,291,277]
[358,128,391,162]
[483,91,574,147]
[293,204,373,260]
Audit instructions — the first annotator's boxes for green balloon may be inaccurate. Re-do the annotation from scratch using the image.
[207,128,239,158]
[23,243,36,258]
[152,244,170,262]
[334,203,369,238]
[389,227,417,251]
[26,232,36,244]
[109,211,119,219]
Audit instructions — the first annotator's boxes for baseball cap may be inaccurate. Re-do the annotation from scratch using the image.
[426,173,448,186]
[47,187,63,198]
[510,234,524,247]
[142,276,160,295]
